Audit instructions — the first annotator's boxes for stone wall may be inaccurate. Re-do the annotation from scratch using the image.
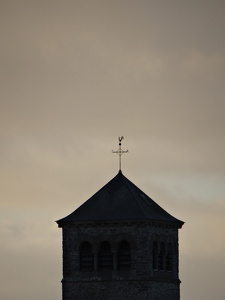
[61,221,181,300]
[62,280,180,300]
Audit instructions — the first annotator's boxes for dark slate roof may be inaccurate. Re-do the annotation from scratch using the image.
[57,171,184,227]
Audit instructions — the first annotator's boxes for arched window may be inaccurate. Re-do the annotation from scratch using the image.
[152,241,158,270]
[118,240,131,271]
[158,242,165,270]
[99,241,113,271]
[166,242,173,271]
[80,242,94,271]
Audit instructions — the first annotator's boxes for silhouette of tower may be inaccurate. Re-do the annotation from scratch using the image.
[57,137,184,299]
[56,170,184,300]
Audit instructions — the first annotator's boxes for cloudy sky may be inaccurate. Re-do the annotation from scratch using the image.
[1,1,225,299]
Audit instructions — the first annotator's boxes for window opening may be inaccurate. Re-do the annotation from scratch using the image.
[80,242,94,271]
[152,241,158,270]
[158,242,165,270]
[166,243,173,271]
[99,241,113,271]
[118,240,131,271]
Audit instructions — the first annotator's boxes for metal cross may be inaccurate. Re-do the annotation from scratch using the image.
[112,136,128,171]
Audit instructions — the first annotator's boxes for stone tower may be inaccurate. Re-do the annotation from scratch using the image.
[57,171,184,300]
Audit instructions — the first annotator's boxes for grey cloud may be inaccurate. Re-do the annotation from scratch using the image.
[1,1,225,299]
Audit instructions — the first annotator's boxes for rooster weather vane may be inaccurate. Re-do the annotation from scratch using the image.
[112,136,128,171]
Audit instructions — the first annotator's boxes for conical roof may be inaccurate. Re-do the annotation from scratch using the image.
[57,171,184,227]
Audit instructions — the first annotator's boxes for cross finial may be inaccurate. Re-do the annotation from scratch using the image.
[112,136,128,171]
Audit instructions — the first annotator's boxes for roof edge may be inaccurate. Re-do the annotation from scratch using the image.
[56,218,184,229]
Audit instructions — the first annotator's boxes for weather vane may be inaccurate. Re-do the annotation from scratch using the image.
[112,136,128,171]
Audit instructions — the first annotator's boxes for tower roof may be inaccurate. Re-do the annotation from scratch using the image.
[57,171,184,227]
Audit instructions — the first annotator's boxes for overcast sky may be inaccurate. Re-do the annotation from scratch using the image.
[1,1,225,299]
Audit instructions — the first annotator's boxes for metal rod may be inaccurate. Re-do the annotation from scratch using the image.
[112,137,128,171]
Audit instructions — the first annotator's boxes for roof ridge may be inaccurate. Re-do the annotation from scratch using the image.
[120,173,142,211]
[121,174,154,219]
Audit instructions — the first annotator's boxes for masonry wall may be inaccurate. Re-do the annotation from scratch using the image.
[61,221,181,300]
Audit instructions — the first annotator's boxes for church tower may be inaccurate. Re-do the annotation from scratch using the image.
[56,139,184,300]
